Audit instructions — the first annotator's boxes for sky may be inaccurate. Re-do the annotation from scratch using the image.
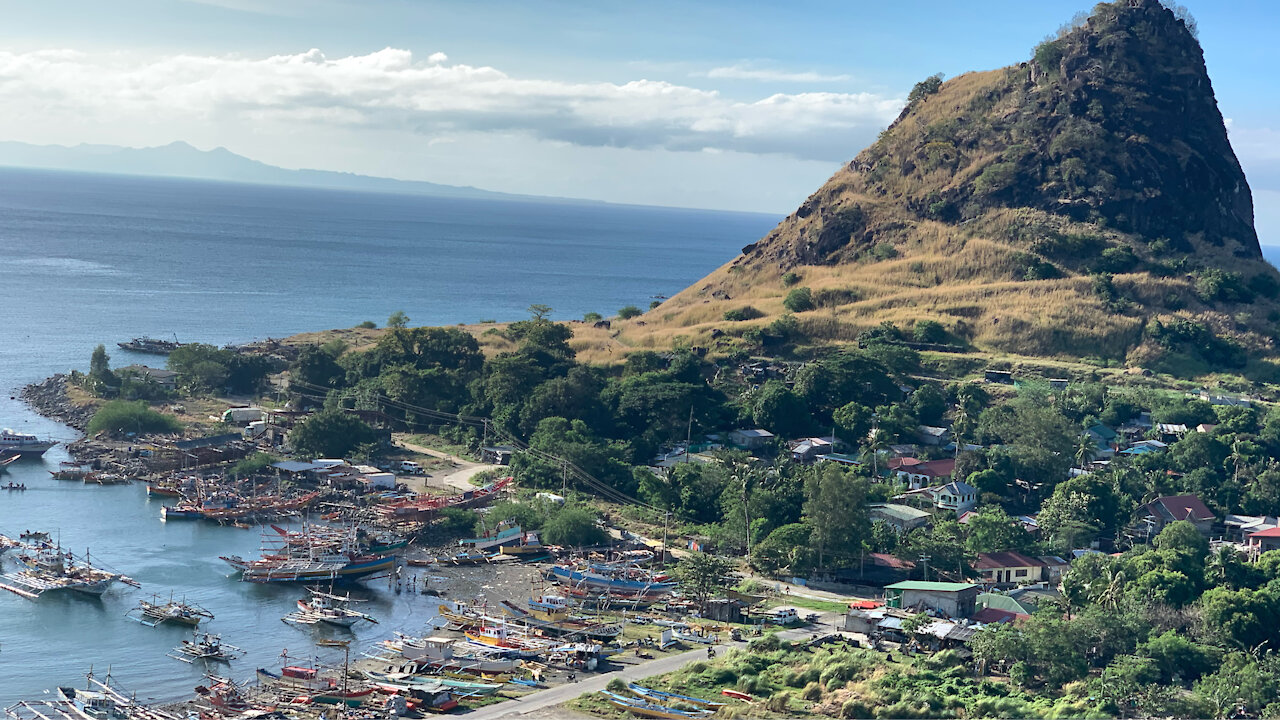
[0,0,1276,236]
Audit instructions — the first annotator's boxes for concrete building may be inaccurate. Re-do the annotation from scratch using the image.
[974,551,1046,586]
[885,580,979,618]
[728,428,775,450]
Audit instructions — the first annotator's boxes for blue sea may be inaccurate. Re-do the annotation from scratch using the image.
[0,167,779,703]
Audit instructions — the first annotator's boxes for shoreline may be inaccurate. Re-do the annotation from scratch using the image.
[20,373,91,432]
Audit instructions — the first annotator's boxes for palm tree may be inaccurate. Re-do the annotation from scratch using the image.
[1074,434,1097,468]
[1092,566,1127,609]
[862,427,891,477]
[1206,545,1240,588]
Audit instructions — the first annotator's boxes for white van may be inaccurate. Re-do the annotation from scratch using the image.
[399,461,423,474]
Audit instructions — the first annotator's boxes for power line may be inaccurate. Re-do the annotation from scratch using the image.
[286,378,661,511]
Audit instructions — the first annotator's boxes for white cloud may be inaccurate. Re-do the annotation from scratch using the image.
[697,64,851,83]
[0,47,900,161]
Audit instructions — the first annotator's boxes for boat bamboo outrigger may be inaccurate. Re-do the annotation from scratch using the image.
[128,594,214,627]
[167,632,245,664]
[283,587,378,628]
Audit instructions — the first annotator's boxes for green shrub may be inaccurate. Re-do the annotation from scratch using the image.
[781,271,801,287]
[87,400,182,436]
[723,306,763,322]
[783,287,815,313]
[583,311,603,322]
[356,320,377,329]
[618,305,644,319]
[975,162,1018,197]
[871,243,899,261]
[1195,268,1254,304]
[913,320,947,344]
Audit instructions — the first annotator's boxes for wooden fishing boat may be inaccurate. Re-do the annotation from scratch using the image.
[129,594,214,627]
[628,683,726,710]
[168,632,245,663]
[284,587,378,627]
[601,691,714,719]
[721,689,754,701]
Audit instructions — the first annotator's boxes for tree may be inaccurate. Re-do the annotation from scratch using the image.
[617,305,643,319]
[541,506,607,547]
[752,380,812,437]
[88,344,116,389]
[963,506,1034,554]
[387,310,409,329]
[833,402,873,443]
[751,523,814,576]
[528,304,553,321]
[803,464,869,569]
[288,409,379,458]
[673,552,735,611]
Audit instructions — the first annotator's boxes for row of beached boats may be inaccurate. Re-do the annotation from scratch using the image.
[600,682,741,719]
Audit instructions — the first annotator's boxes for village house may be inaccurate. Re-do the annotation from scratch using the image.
[1084,424,1117,459]
[119,364,179,389]
[728,428,774,450]
[931,480,977,515]
[869,503,932,533]
[790,436,844,463]
[974,551,1046,586]
[1247,527,1280,553]
[1224,514,1280,543]
[892,457,955,489]
[1141,494,1216,536]
[885,580,979,618]
[915,425,951,446]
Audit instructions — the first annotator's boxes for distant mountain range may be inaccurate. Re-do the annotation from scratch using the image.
[0,140,551,202]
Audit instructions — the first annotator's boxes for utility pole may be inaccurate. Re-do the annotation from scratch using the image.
[661,511,670,571]
[919,554,931,581]
[685,404,694,464]
[741,472,752,558]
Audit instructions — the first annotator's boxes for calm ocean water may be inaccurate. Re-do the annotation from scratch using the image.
[0,167,779,702]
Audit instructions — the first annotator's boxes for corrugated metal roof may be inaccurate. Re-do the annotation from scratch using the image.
[886,581,978,592]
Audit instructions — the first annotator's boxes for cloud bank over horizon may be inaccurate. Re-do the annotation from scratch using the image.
[0,47,901,164]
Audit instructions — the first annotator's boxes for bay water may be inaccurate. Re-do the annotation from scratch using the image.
[0,167,778,703]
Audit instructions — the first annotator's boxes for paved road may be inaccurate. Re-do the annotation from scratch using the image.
[463,624,830,719]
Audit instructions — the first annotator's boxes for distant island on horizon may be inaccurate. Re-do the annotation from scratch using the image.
[0,139,772,215]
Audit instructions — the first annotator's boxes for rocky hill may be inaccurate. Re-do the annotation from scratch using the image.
[614,0,1279,376]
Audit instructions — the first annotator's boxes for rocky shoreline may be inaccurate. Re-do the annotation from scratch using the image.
[20,374,92,432]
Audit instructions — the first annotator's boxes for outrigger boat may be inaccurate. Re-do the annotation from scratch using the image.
[379,634,521,676]
[627,683,726,710]
[50,463,93,481]
[283,587,378,628]
[0,454,20,473]
[0,543,136,599]
[5,671,181,720]
[168,632,245,664]
[601,690,715,719]
[128,594,214,627]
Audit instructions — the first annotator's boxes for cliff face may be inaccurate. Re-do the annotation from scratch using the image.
[620,0,1279,370]
[743,0,1258,272]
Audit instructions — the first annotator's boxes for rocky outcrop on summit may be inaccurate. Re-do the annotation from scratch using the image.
[631,0,1280,370]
